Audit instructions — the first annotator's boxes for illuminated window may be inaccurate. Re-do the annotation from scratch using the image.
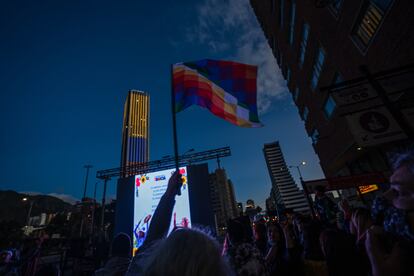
[311,129,320,144]
[323,96,336,118]
[288,1,296,44]
[298,23,310,67]
[352,0,393,51]
[310,47,325,90]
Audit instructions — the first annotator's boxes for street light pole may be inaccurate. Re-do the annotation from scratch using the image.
[22,198,35,226]
[91,181,98,235]
[83,165,93,200]
[100,176,110,231]
[80,164,93,237]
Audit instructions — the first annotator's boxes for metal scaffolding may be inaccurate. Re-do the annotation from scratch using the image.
[96,146,231,179]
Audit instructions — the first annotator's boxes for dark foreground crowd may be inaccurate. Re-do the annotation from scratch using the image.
[1,149,414,276]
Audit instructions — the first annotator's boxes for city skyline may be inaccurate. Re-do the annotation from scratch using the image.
[0,0,324,208]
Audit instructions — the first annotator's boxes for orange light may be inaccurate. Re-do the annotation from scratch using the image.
[359,184,378,194]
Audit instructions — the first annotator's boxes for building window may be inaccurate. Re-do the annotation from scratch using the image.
[287,67,291,83]
[330,0,343,15]
[333,72,344,84]
[298,23,310,67]
[280,53,283,67]
[302,106,309,121]
[288,1,296,44]
[311,129,320,144]
[293,87,300,101]
[280,0,284,28]
[310,46,326,90]
[323,96,336,118]
[352,0,393,51]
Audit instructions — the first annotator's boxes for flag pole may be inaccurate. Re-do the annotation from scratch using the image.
[171,64,181,196]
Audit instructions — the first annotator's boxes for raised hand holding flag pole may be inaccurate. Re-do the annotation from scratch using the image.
[170,59,263,195]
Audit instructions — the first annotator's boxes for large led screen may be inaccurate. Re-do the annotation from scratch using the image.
[132,167,191,251]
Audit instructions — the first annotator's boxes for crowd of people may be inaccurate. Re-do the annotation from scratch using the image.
[105,149,411,276]
[1,149,413,275]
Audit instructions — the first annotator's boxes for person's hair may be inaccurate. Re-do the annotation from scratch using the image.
[111,232,131,258]
[266,222,286,250]
[34,264,60,276]
[227,216,253,244]
[284,208,296,216]
[253,222,267,240]
[352,208,371,223]
[390,147,414,174]
[142,228,231,276]
[319,229,358,275]
[314,185,326,193]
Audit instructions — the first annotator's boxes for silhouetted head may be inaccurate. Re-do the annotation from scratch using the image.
[267,222,285,247]
[142,228,231,276]
[253,222,267,242]
[319,229,358,275]
[111,232,131,258]
[385,149,414,210]
[315,186,326,197]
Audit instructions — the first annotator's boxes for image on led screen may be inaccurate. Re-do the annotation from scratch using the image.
[133,167,191,251]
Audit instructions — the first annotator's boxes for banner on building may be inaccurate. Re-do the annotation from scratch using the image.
[345,106,407,146]
[331,82,378,106]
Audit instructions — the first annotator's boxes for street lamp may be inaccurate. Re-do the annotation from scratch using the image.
[289,163,306,181]
[288,162,316,218]
[22,197,34,226]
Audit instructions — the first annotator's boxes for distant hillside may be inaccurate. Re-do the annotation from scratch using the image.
[0,190,73,225]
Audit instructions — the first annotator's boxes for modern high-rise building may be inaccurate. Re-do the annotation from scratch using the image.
[263,142,309,214]
[208,168,239,234]
[251,1,414,178]
[120,90,150,174]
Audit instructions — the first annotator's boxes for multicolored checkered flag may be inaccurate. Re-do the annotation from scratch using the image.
[172,59,263,127]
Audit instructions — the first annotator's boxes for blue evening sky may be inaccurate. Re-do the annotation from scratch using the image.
[0,0,324,207]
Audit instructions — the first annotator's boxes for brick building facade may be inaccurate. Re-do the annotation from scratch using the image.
[250,0,414,177]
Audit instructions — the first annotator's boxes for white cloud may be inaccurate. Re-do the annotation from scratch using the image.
[185,0,288,114]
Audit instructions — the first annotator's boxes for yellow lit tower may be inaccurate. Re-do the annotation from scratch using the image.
[120,90,150,174]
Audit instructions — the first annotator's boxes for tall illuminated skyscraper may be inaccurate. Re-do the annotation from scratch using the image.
[120,90,150,173]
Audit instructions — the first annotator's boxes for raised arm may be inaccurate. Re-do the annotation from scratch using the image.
[141,171,182,248]
[127,171,182,275]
